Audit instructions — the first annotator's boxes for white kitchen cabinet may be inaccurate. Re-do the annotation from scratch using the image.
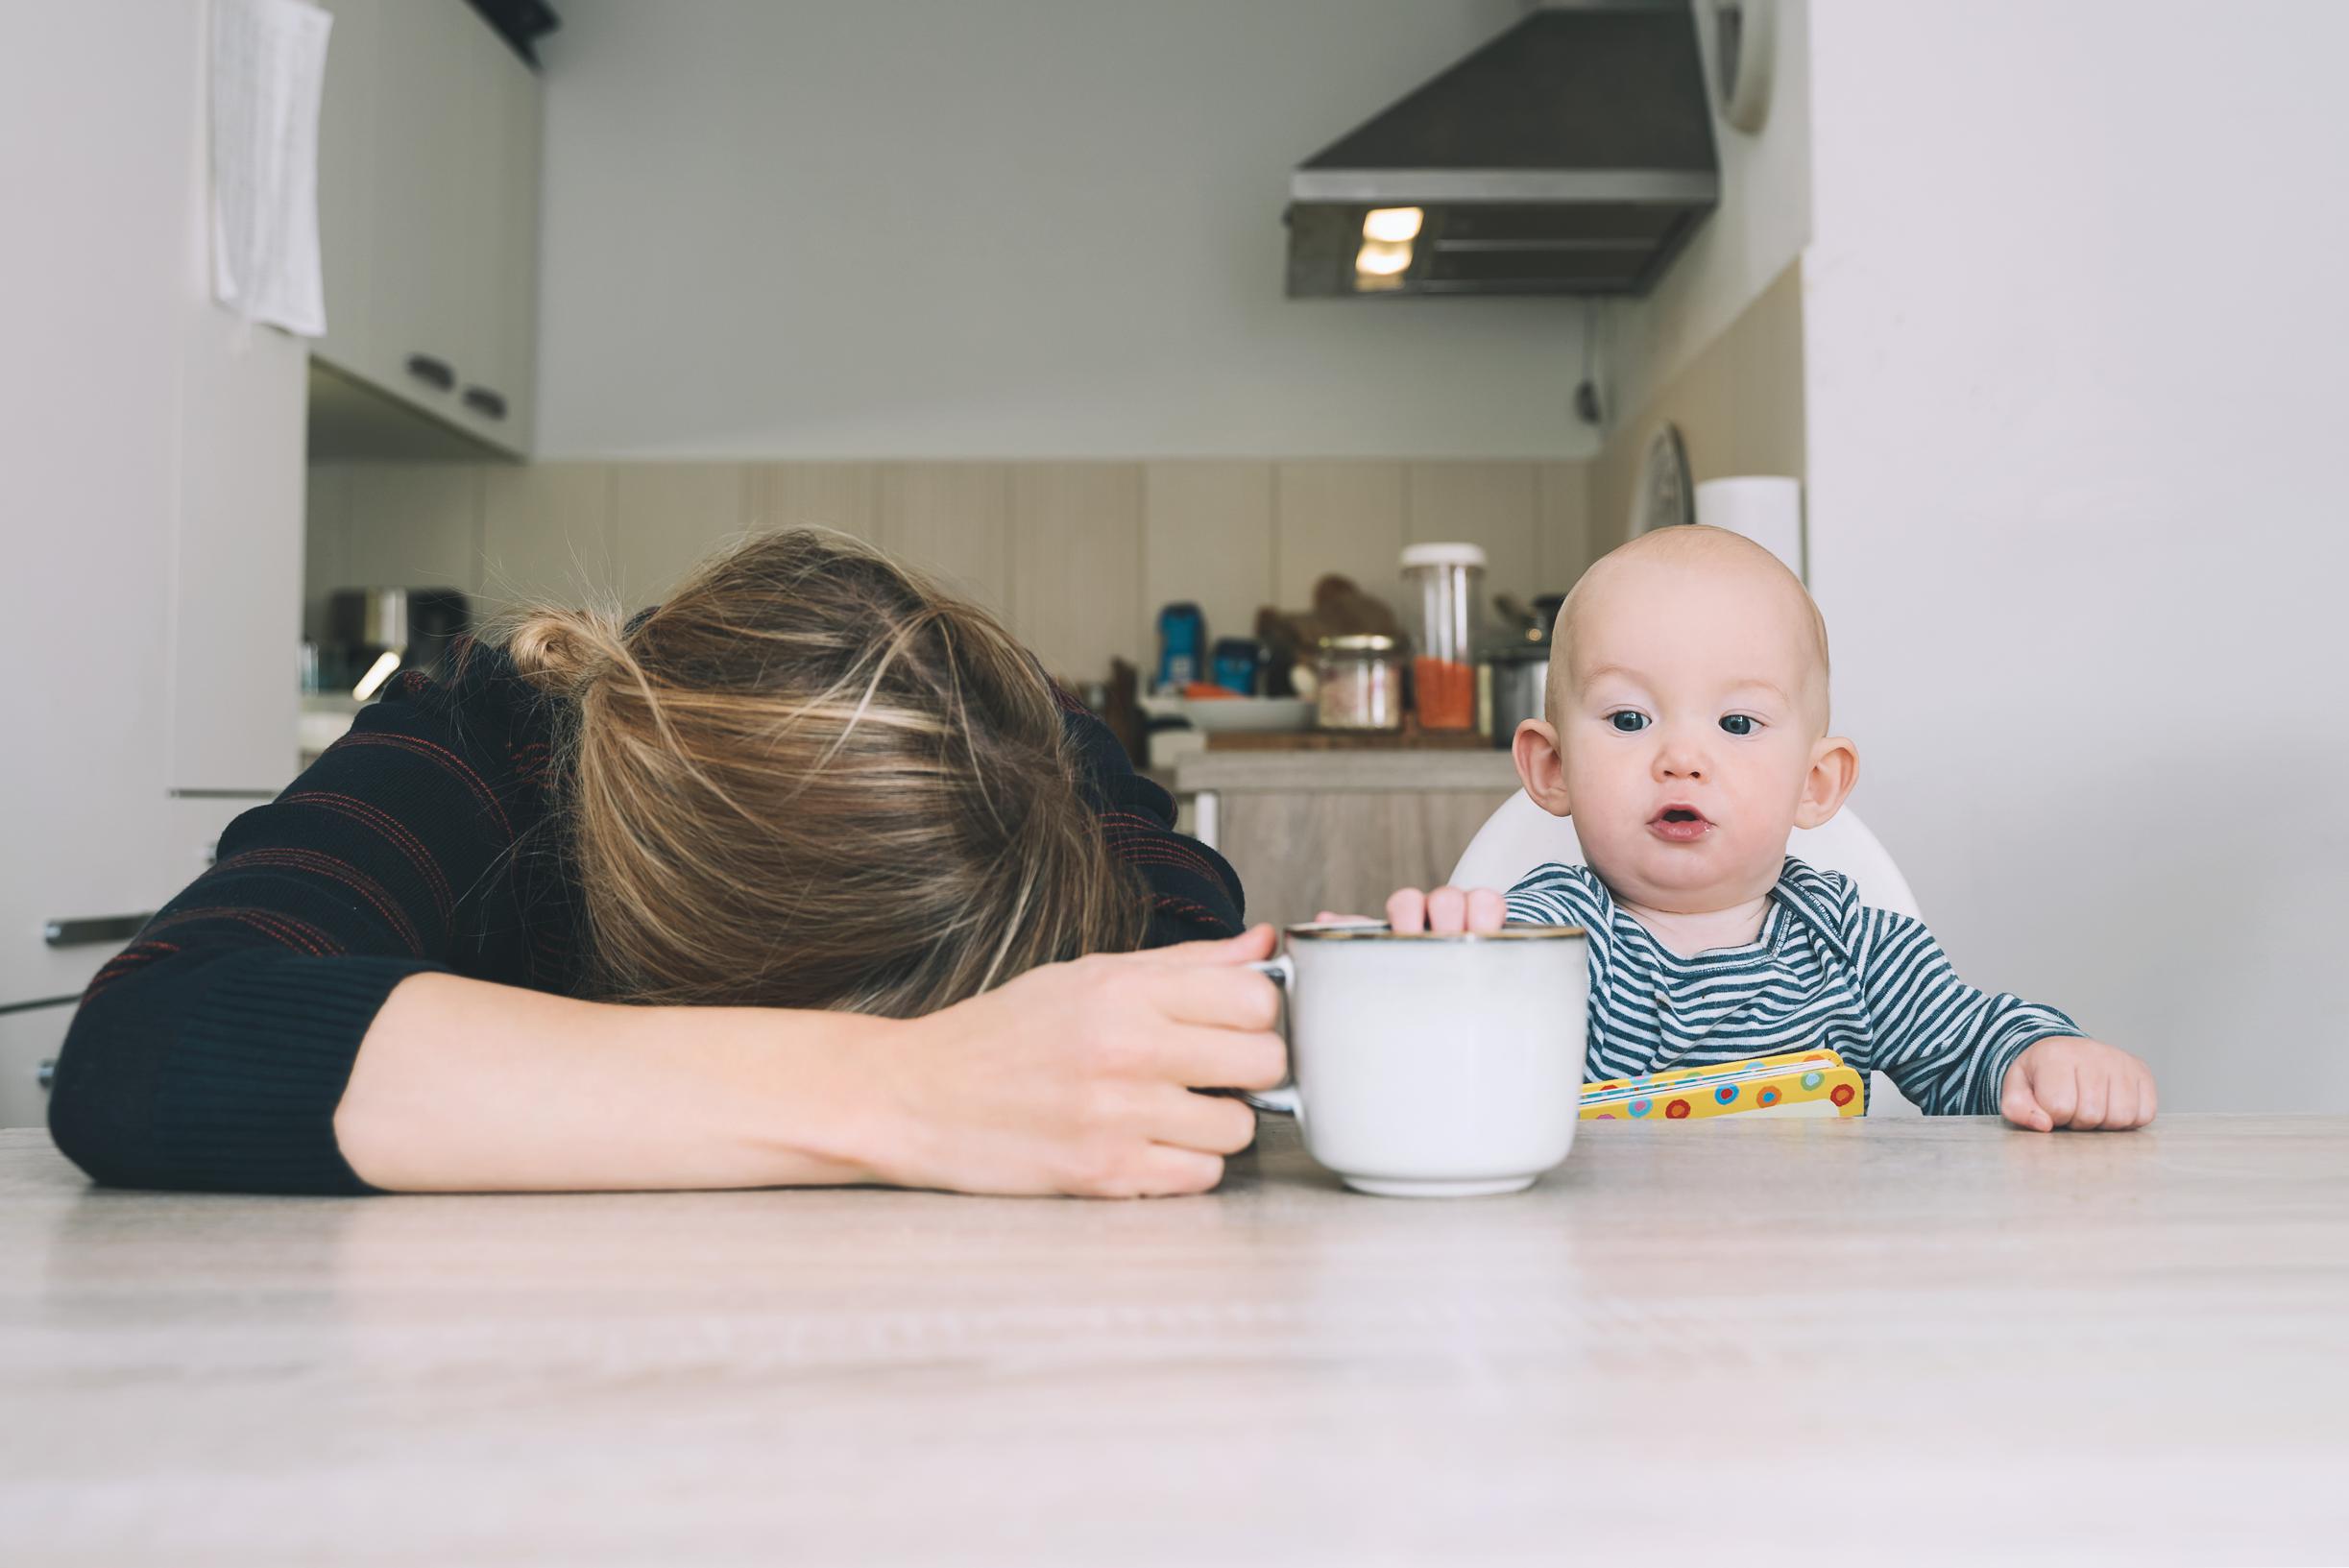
[2,2,184,1007]
[0,1007,69,1131]
[312,0,541,456]
[312,0,379,379]
[169,305,309,793]
[2,0,309,1005]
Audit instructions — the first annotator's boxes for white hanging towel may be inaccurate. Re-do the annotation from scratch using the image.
[210,0,332,336]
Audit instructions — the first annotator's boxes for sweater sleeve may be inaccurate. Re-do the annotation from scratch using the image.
[1503,862,1611,933]
[1053,695,1246,945]
[47,664,534,1194]
[1852,906,2086,1116]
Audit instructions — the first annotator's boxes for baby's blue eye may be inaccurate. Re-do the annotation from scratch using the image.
[1720,714,1756,736]
[1608,711,1648,733]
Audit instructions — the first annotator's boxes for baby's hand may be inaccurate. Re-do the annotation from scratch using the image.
[1381,886,1509,935]
[1999,1036,2158,1131]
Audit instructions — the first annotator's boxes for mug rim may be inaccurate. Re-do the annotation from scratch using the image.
[1281,921,1586,942]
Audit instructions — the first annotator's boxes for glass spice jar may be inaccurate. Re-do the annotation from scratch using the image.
[1400,542,1487,731]
[1314,634,1405,732]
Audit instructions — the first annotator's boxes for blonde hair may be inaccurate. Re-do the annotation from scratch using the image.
[504,529,1146,1017]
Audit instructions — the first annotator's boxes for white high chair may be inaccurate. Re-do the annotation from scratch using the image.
[1448,793,1926,1116]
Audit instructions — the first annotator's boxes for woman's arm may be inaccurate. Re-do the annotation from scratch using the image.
[48,660,532,1193]
[338,928,1286,1195]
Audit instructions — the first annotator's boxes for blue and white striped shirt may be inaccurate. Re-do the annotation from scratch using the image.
[1504,857,2082,1116]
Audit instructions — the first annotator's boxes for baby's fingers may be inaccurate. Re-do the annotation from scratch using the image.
[1465,888,1507,932]
[1385,887,1430,933]
[2071,1065,2111,1129]
[2031,1053,2081,1127]
[1999,1061,2054,1132]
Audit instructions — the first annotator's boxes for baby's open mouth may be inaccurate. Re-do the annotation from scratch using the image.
[1649,804,1712,843]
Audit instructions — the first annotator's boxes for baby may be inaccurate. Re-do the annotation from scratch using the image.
[1387,524,2155,1130]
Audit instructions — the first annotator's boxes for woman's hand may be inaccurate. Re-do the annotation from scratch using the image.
[857,926,1289,1197]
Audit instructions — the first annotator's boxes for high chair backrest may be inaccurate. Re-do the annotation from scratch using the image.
[1448,792,1926,1116]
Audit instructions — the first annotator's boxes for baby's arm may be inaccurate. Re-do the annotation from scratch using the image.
[1854,908,2155,1129]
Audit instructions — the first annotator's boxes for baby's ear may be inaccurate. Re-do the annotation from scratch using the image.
[1794,735,1860,830]
[1512,719,1572,816]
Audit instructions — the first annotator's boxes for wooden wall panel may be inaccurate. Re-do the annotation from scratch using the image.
[1142,462,1275,661]
[480,462,615,612]
[1272,461,1406,615]
[748,462,881,544]
[317,458,1592,682]
[1536,462,1596,605]
[1216,789,1515,929]
[609,463,751,609]
[1406,461,1540,619]
[303,464,353,640]
[339,463,485,596]
[879,463,1012,616]
[1008,464,1144,681]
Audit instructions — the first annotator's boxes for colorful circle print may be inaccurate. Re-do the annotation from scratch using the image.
[1665,1099,1691,1119]
[1629,1098,1653,1118]
[1714,1085,1738,1104]
[1757,1087,1780,1107]
[1830,1083,1855,1106]
[1801,1071,1825,1090]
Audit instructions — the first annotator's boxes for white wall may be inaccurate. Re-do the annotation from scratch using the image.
[1803,1,2349,1111]
[532,0,1593,461]
[1601,0,1809,437]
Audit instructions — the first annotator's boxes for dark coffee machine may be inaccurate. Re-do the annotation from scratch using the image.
[325,588,471,698]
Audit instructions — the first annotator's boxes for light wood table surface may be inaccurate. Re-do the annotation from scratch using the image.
[4,1116,2346,1565]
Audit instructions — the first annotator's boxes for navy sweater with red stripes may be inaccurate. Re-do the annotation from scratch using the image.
[47,645,1245,1194]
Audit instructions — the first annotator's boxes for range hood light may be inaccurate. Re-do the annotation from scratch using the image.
[1355,238,1413,277]
[1285,5,1721,298]
[1362,206,1422,243]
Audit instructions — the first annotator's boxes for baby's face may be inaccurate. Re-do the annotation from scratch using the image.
[1551,543,1835,914]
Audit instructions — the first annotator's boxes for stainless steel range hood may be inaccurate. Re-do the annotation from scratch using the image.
[1285,1,1720,298]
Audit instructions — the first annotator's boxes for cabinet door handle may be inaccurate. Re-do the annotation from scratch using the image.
[404,353,456,392]
[462,386,508,421]
[43,913,155,948]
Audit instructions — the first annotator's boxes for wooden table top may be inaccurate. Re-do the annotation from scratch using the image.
[4,1116,2346,1564]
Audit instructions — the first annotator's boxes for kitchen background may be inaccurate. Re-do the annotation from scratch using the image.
[7,0,2343,1124]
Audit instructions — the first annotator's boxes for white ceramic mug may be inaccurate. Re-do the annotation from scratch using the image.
[1245,921,1589,1197]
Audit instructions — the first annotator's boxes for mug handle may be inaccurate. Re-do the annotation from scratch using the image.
[1241,953,1301,1118]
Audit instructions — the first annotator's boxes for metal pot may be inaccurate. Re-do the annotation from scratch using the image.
[1483,646,1550,748]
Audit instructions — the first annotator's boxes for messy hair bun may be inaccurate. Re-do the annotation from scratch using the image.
[502,529,1146,1017]
[505,607,625,699]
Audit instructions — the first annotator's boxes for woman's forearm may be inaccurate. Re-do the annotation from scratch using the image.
[335,930,1286,1198]
[333,973,895,1192]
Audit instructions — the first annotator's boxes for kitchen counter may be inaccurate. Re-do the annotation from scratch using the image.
[1174,745,1521,795]
[1174,747,1521,925]
[4,1116,2345,1563]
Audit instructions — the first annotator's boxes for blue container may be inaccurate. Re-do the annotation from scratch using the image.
[1155,602,1205,690]
[1211,637,1263,696]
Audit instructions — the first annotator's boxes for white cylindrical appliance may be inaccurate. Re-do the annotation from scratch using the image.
[1694,475,1804,583]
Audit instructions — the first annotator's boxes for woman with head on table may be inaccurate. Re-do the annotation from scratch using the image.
[49,530,1284,1196]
